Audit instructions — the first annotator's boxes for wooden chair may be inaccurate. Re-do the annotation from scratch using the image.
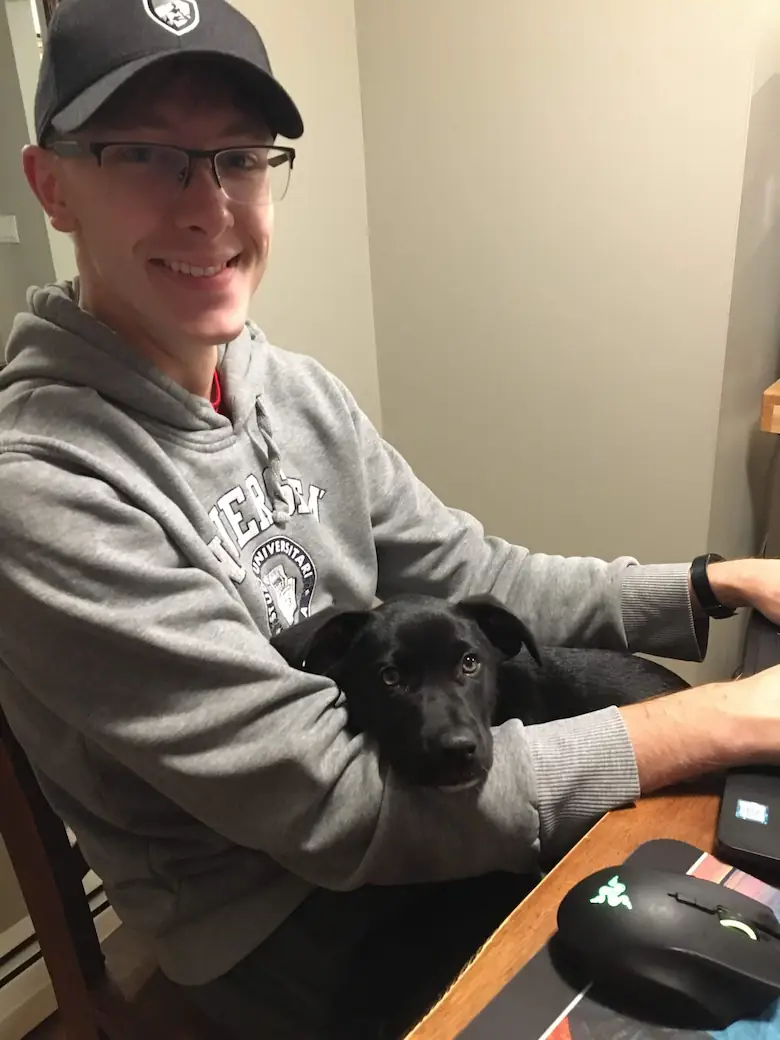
[0,708,217,1039]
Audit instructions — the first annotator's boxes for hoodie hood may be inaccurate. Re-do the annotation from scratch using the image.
[1,279,290,523]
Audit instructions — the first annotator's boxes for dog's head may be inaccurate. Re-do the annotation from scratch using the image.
[270,594,540,792]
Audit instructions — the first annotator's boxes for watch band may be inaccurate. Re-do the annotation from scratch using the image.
[690,553,736,619]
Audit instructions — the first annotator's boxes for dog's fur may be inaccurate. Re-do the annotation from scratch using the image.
[271,594,688,791]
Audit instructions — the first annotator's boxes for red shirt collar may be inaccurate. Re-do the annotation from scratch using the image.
[210,370,223,412]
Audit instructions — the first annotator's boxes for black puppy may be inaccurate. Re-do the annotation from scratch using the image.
[270,594,687,792]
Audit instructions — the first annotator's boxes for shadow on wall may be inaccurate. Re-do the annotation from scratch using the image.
[705,71,780,685]
[737,74,780,545]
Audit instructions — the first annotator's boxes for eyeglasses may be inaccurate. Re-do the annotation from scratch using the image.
[48,140,296,205]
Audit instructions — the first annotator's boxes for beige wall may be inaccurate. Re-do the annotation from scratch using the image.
[355,0,777,683]
[231,0,381,426]
[5,0,76,283]
[0,0,54,345]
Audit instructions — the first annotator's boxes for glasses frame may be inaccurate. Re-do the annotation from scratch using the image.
[47,140,296,201]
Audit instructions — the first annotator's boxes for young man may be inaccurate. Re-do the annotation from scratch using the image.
[4,0,780,1035]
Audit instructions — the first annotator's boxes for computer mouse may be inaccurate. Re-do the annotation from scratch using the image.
[554,864,780,1028]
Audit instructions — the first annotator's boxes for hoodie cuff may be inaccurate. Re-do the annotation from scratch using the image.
[526,706,640,864]
[621,562,707,662]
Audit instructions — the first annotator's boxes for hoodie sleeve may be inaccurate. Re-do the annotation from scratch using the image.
[332,382,704,664]
[0,449,635,882]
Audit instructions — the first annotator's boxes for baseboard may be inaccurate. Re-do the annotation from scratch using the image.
[0,893,115,1040]
[0,895,157,1040]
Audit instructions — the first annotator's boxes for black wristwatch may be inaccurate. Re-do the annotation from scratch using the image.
[689,553,737,619]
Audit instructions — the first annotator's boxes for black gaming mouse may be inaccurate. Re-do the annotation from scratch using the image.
[554,864,780,1028]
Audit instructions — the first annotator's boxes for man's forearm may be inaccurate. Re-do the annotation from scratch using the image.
[620,683,737,793]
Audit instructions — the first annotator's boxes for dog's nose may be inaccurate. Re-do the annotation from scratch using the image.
[437,730,478,763]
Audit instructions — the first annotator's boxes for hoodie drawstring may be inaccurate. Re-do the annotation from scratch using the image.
[252,399,290,527]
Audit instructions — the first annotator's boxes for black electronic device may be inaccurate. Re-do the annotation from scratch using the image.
[555,863,780,1026]
[717,611,780,878]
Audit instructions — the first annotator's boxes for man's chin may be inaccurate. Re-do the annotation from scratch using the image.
[148,276,253,345]
[173,310,249,348]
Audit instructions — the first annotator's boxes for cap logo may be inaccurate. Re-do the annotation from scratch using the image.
[143,0,200,36]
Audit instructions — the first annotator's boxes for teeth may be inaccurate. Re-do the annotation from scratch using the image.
[163,259,228,277]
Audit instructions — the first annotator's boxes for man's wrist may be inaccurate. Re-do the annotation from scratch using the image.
[619,683,737,794]
[688,556,756,617]
[706,558,757,611]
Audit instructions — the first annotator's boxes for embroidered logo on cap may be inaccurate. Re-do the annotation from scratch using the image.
[143,0,200,36]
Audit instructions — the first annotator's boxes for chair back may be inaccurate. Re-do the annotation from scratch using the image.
[0,708,105,1038]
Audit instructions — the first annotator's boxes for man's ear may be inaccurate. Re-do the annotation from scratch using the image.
[22,145,77,233]
[456,595,542,664]
[270,609,371,677]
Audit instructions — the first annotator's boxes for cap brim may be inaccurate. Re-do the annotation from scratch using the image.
[50,50,303,140]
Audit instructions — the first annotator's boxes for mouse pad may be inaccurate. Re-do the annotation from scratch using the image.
[458,838,780,1040]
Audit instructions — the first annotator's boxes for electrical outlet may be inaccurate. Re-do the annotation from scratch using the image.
[0,216,19,243]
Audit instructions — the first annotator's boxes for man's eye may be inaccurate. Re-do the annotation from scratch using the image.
[380,666,400,687]
[223,149,265,172]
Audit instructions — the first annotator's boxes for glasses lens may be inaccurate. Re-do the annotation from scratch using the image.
[100,144,188,196]
[215,147,292,205]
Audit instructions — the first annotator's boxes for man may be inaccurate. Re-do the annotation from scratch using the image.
[3,0,780,1036]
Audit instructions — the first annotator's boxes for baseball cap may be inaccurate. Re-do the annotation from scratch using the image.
[34,0,304,145]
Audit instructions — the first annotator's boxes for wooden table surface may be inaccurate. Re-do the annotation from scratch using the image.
[407,781,721,1039]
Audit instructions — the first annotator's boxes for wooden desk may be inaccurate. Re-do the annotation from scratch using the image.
[407,783,721,1040]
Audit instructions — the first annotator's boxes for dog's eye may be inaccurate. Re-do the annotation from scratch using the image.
[461,653,480,675]
[380,666,400,687]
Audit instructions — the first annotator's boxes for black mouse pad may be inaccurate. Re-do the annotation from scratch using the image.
[457,837,780,1040]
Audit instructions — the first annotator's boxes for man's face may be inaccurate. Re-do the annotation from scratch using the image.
[25,65,274,354]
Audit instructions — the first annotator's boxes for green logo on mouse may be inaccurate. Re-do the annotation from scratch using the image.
[590,875,633,910]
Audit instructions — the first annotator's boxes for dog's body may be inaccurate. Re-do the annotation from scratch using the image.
[494,643,688,727]
[271,594,688,792]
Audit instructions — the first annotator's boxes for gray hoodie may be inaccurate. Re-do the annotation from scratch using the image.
[0,281,704,985]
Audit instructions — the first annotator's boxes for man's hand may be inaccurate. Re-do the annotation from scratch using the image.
[620,662,780,794]
[700,557,780,623]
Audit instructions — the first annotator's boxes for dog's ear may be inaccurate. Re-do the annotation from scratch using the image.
[457,595,541,664]
[271,609,371,677]
[304,612,372,677]
[270,609,340,669]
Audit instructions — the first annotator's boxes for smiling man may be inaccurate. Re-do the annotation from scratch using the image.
[27,4,294,397]
[41,87,278,394]
[6,0,780,1038]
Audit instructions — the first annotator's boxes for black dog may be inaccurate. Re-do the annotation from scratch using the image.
[270,594,688,792]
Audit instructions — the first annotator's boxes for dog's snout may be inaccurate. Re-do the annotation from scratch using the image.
[437,729,478,762]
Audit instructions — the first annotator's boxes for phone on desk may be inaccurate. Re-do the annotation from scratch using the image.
[716,611,780,880]
[717,767,780,881]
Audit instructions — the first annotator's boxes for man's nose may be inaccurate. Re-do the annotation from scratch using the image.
[172,159,233,235]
